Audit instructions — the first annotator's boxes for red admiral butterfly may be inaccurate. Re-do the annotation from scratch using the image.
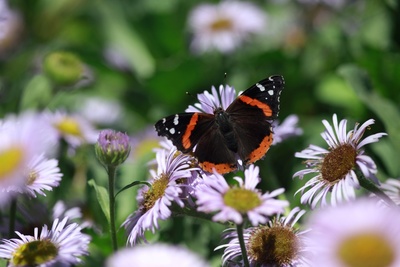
[155,75,284,174]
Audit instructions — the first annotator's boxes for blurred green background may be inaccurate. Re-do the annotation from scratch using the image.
[1,0,399,266]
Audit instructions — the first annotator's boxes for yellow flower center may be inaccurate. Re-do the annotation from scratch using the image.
[0,147,24,179]
[210,17,233,31]
[142,174,169,211]
[248,224,299,266]
[337,232,395,267]
[55,117,82,137]
[223,188,261,213]
[11,239,58,266]
[321,144,357,183]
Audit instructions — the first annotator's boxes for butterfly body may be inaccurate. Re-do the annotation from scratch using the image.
[155,75,284,174]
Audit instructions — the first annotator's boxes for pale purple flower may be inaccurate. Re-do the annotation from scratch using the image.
[0,112,56,205]
[272,114,303,145]
[77,97,122,125]
[0,217,90,267]
[379,178,400,205]
[294,114,387,208]
[196,165,288,225]
[0,0,22,54]
[95,129,131,167]
[46,110,98,148]
[186,84,236,113]
[188,1,267,54]
[123,148,197,245]
[217,207,311,266]
[106,243,210,267]
[20,154,62,197]
[306,198,400,267]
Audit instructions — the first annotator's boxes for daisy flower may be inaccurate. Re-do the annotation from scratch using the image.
[188,1,267,54]
[106,243,210,267]
[379,178,400,205]
[293,114,387,208]
[217,207,311,267]
[196,165,288,225]
[0,217,90,267]
[186,84,236,114]
[20,154,62,197]
[46,110,98,148]
[272,114,303,145]
[122,148,197,245]
[0,112,55,205]
[306,198,400,267]
[77,97,122,126]
[0,0,22,54]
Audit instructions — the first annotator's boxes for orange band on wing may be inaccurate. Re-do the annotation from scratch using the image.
[200,161,237,174]
[238,95,273,117]
[182,113,199,150]
[247,134,273,164]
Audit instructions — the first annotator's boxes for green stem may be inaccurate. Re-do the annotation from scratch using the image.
[357,170,396,207]
[107,166,118,251]
[236,223,250,267]
[8,198,17,238]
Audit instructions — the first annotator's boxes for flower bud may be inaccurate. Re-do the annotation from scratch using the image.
[43,51,84,86]
[95,130,131,167]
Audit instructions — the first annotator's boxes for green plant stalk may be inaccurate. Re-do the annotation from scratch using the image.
[107,166,118,251]
[236,223,250,267]
[356,169,396,207]
[8,198,17,238]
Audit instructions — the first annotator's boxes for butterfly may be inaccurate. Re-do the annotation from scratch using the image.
[155,75,284,174]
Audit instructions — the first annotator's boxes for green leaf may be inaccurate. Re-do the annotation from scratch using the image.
[96,1,155,79]
[20,75,52,110]
[88,179,110,224]
[338,65,400,176]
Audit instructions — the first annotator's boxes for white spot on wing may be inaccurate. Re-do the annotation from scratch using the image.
[169,128,175,134]
[162,118,166,123]
[256,83,265,92]
[268,89,274,96]
[173,114,179,125]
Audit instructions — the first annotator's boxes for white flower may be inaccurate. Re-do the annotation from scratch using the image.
[196,165,288,225]
[306,198,400,267]
[293,114,386,208]
[0,112,56,205]
[77,97,122,125]
[272,114,303,145]
[106,243,210,267]
[8,154,63,197]
[46,110,98,148]
[122,148,197,244]
[217,207,312,266]
[0,217,90,267]
[188,1,267,54]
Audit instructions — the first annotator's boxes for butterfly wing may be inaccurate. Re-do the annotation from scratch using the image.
[155,112,215,153]
[194,127,238,174]
[226,75,284,165]
[155,112,238,174]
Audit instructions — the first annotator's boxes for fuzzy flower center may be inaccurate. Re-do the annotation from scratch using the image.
[142,174,169,211]
[210,17,233,32]
[321,144,357,183]
[11,239,58,266]
[0,147,23,179]
[55,117,82,137]
[248,224,299,266]
[337,233,395,267]
[223,188,261,213]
